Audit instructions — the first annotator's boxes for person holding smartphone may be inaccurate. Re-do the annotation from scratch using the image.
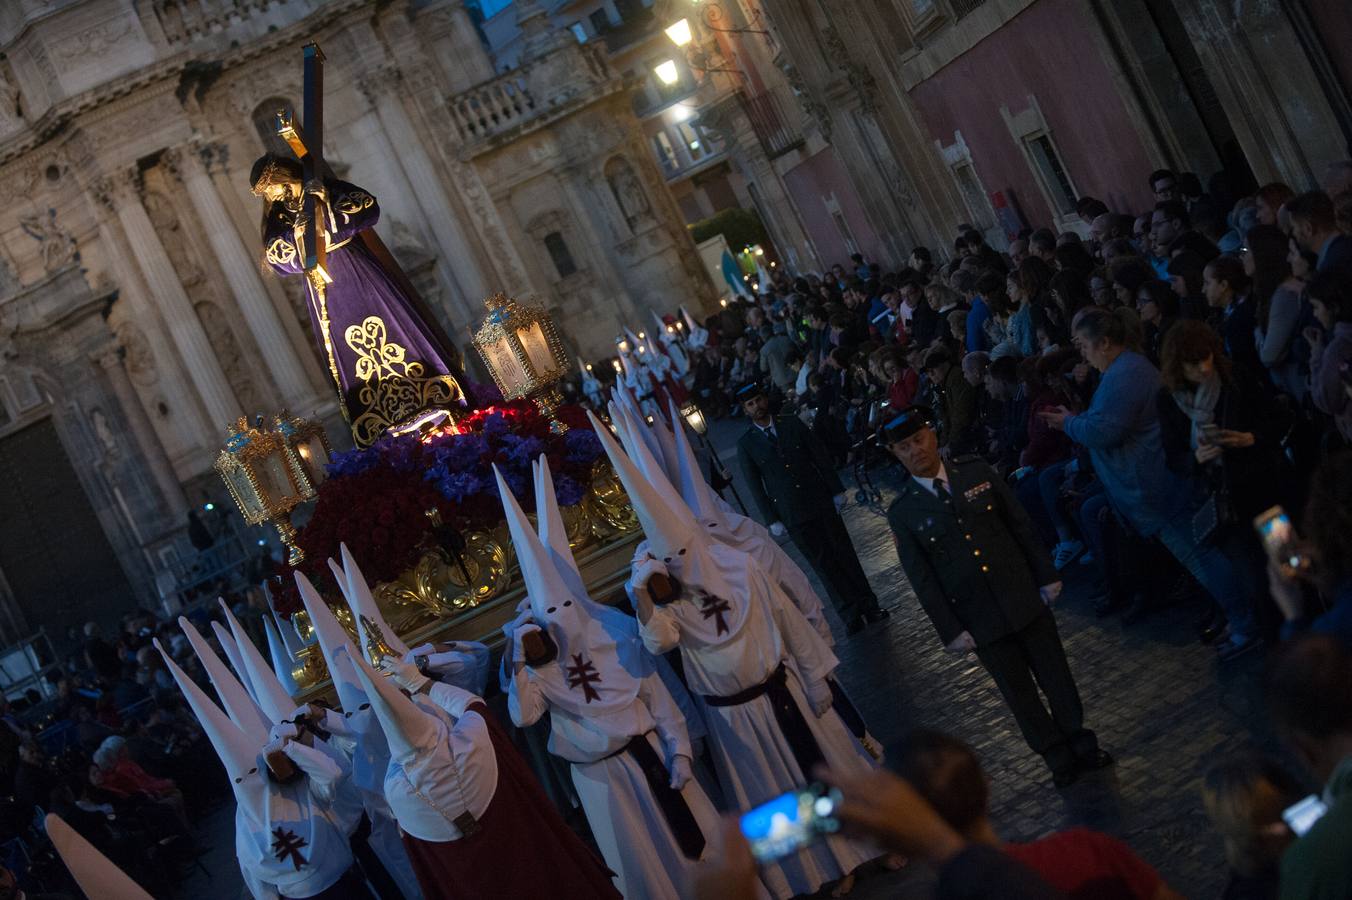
[1264,451,1352,645]
[1265,635,1352,900]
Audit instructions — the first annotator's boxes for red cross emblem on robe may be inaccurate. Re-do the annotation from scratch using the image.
[565,654,603,703]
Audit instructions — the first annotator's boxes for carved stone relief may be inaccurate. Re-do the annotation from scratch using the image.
[18,207,78,274]
[605,155,653,231]
[193,298,263,415]
[114,323,158,387]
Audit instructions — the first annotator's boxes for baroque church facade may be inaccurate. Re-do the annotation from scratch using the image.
[0,0,715,640]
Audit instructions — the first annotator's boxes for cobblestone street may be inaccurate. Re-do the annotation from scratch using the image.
[704,419,1278,898]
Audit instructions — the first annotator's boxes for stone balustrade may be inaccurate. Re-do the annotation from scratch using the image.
[447,73,537,143]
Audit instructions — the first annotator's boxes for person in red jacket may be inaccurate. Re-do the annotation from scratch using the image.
[897,729,1182,900]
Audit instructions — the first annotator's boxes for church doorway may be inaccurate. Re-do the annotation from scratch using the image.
[0,417,135,644]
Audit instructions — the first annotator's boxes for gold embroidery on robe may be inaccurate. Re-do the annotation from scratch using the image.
[344,315,464,447]
[335,190,375,216]
[266,236,298,266]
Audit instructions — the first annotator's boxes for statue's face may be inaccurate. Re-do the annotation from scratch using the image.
[258,178,293,204]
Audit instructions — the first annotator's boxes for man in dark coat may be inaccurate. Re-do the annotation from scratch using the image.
[736,382,888,635]
[882,407,1111,787]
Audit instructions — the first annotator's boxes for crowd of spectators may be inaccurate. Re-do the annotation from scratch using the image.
[641,161,1352,899]
[0,599,278,895]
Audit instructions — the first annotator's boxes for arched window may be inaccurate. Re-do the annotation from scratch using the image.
[544,232,577,278]
[252,97,296,157]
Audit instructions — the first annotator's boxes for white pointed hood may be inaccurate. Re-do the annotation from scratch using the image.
[650,310,670,344]
[220,599,295,724]
[496,464,641,717]
[339,543,411,667]
[608,401,688,517]
[681,305,709,348]
[156,638,266,818]
[347,645,443,763]
[650,407,682,485]
[264,579,309,658]
[211,620,258,705]
[668,397,727,524]
[532,456,587,600]
[587,410,748,650]
[46,813,153,900]
[301,569,370,718]
[178,616,271,744]
[264,616,302,696]
[611,398,673,494]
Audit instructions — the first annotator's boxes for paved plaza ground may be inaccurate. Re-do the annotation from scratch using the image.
[177,418,1278,898]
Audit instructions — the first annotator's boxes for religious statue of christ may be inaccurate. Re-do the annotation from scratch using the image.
[250,152,467,447]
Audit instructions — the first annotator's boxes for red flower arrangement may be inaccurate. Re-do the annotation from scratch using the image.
[267,401,604,618]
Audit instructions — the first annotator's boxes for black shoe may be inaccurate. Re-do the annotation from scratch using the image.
[1121,594,1158,625]
[1077,749,1115,772]
[1198,620,1228,645]
[1093,594,1128,618]
[863,608,891,625]
[1052,766,1080,788]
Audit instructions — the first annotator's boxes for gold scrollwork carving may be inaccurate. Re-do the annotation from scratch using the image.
[344,315,465,448]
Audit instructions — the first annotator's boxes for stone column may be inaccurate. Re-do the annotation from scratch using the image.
[100,166,241,432]
[358,66,494,327]
[94,345,189,518]
[170,144,314,410]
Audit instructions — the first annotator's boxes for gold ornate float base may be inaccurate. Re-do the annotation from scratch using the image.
[294,461,640,697]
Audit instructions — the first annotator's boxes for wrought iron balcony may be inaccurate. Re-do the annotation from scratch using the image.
[740,89,803,160]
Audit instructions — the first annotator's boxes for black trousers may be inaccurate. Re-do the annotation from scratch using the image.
[973,612,1097,774]
[790,511,881,627]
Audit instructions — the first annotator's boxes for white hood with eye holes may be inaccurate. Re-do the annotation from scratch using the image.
[588,410,751,648]
[496,464,644,718]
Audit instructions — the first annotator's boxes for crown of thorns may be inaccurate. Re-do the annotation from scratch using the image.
[251,158,289,196]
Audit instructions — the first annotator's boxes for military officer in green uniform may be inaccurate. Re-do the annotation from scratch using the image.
[882,406,1112,787]
[735,382,888,636]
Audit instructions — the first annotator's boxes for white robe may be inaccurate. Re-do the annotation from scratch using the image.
[510,640,723,900]
[635,553,876,899]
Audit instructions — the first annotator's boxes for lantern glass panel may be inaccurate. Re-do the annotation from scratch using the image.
[516,321,555,377]
[256,451,295,506]
[299,435,329,486]
[226,464,265,521]
[484,334,529,396]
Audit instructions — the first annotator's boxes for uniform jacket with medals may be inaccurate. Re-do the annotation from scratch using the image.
[887,456,1056,648]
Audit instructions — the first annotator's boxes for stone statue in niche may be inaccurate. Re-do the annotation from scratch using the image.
[19,208,78,273]
[605,156,651,229]
[0,68,22,133]
[91,408,119,458]
[115,324,158,386]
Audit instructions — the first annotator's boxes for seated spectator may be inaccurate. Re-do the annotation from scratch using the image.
[874,346,919,412]
[1202,755,1302,900]
[1255,183,1296,228]
[1304,272,1352,443]
[1137,280,1181,364]
[1110,257,1157,309]
[1152,199,1221,262]
[1265,635,1352,900]
[1044,309,1247,624]
[1167,250,1210,320]
[894,729,1181,900]
[923,345,978,452]
[89,736,190,833]
[985,355,1029,469]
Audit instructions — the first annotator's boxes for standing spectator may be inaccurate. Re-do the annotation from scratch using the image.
[1264,635,1352,900]
[1167,250,1211,320]
[905,278,941,350]
[1248,224,1306,401]
[883,412,1110,786]
[1255,183,1295,228]
[735,382,888,635]
[1041,309,1247,623]
[1304,272,1352,443]
[1288,191,1352,277]
[1158,321,1286,658]
[1137,280,1181,365]
[1203,255,1263,375]
[1152,200,1220,262]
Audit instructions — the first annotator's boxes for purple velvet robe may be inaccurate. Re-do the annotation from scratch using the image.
[264,180,466,446]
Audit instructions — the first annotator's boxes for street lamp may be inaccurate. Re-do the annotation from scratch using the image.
[664,18,693,47]
[654,59,681,86]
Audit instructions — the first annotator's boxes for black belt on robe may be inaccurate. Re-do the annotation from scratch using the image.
[703,662,826,783]
[601,732,706,860]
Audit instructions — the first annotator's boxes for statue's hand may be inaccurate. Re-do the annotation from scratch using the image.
[303,178,326,200]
